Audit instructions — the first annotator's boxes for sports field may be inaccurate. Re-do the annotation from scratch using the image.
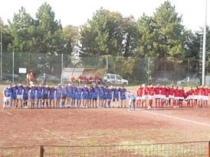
[0,85,210,156]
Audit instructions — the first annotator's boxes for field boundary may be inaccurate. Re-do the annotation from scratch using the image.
[0,141,209,157]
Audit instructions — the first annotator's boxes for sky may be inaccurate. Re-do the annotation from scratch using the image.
[0,0,209,32]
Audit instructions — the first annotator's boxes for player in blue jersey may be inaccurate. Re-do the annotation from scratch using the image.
[42,85,49,108]
[16,83,24,108]
[61,85,67,108]
[49,86,55,108]
[98,85,104,108]
[29,84,37,108]
[119,85,127,108]
[71,85,76,108]
[113,86,120,107]
[106,86,113,108]
[82,85,88,108]
[76,84,82,108]
[10,84,17,108]
[23,85,30,108]
[55,84,62,108]
[3,85,11,108]
[91,84,98,108]
[36,84,43,108]
[66,83,73,107]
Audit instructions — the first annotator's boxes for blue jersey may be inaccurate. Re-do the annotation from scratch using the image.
[4,87,11,97]
[17,85,23,95]
[30,86,36,99]
[113,88,119,99]
[11,86,17,99]
[120,88,127,100]
[36,86,43,99]
[56,86,62,99]
[83,87,88,99]
[76,87,82,99]
[92,87,98,99]
[98,87,104,99]
[49,87,55,99]
[23,86,30,100]
[42,87,49,96]
[66,85,73,98]
[107,88,112,99]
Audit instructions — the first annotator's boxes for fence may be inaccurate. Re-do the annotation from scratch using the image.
[0,52,204,85]
[0,141,209,157]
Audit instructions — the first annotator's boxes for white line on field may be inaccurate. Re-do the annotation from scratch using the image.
[1,109,13,116]
[41,128,72,142]
[143,110,210,128]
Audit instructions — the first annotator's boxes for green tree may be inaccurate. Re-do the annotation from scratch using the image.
[151,1,186,77]
[8,7,34,52]
[35,2,66,54]
[80,8,124,56]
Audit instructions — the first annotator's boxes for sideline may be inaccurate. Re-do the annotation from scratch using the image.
[1,109,13,116]
[143,110,210,128]
[41,128,72,142]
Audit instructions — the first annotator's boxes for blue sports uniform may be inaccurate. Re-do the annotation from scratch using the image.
[76,87,82,100]
[56,86,62,99]
[29,86,36,99]
[36,86,43,99]
[113,87,119,101]
[16,85,23,97]
[98,86,104,99]
[23,86,30,100]
[49,87,55,100]
[11,86,17,100]
[120,87,127,100]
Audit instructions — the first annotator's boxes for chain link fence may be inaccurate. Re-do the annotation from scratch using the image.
[0,52,203,85]
[0,141,209,157]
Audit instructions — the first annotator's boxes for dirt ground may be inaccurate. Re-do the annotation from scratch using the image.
[1,107,210,147]
[0,85,210,148]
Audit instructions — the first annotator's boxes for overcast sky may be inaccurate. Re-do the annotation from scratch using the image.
[0,0,209,32]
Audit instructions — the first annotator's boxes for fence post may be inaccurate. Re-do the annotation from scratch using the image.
[40,145,44,157]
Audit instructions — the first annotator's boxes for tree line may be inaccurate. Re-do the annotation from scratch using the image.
[0,1,209,83]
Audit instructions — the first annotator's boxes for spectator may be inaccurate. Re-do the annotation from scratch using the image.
[42,73,47,85]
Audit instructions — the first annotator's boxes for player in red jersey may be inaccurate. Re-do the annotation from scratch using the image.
[185,87,194,108]
[141,84,148,108]
[193,86,199,108]
[136,85,143,108]
[173,86,180,108]
[154,84,161,108]
[168,85,175,107]
[178,87,185,107]
[160,85,167,107]
[203,86,209,108]
[147,85,155,109]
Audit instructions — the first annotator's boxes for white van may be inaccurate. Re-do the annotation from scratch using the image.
[102,73,128,85]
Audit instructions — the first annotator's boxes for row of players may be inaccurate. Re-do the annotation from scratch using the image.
[4,83,209,109]
[136,84,210,108]
[3,83,129,109]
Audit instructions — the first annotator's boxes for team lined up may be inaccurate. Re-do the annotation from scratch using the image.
[3,83,128,109]
[3,83,210,109]
[136,84,210,108]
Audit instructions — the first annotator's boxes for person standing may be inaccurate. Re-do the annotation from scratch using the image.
[42,73,47,85]
[128,91,136,110]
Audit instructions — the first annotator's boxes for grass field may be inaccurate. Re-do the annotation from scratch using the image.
[0,85,210,156]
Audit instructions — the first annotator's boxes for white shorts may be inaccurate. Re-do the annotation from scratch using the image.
[148,95,154,100]
[17,95,23,99]
[3,96,11,103]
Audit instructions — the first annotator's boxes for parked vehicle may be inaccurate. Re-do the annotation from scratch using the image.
[36,74,60,84]
[102,73,128,85]
[155,77,172,85]
[0,73,20,82]
[177,76,200,85]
